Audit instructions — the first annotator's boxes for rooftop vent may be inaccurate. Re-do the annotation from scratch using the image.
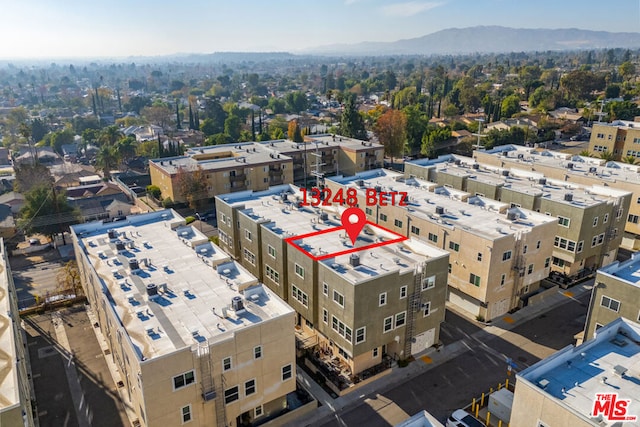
[507,211,518,221]
[319,212,329,221]
[564,193,573,202]
[589,166,597,173]
[501,170,510,177]
[108,229,117,239]
[357,179,365,187]
[517,154,524,159]
[472,163,479,170]
[567,162,574,169]
[374,185,382,193]
[435,206,445,215]
[538,178,547,185]
[146,283,158,297]
[281,192,288,201]
[128,259,140,271]
[115,241,126,252]
[454,159,461,165]
[349,253,360,267]
[231,296,244,312]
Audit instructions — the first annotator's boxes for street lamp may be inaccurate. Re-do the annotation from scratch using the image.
[194,213,203,233]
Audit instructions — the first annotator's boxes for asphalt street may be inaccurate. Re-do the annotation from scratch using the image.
[317,291,590,426]
[12,259,65,307]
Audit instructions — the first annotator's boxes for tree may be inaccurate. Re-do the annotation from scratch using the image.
[288,120,303,142]
[18,185,80,238]
[142,105,173,129]
[607,101,640,121]
[146,185,162,199]
[99,126,124,146]
[30,118,48,143]
[14,163,53,193]
[403,105,429,155]
[95,145,119,179]
[579,150,593,157]
[284,91,309,113]
[176,166,207,209]
[599,150,615,162]
[56,260,83,296]
[619,62,636,81]
[375,109,407,163]
[622,156,638,164]
[340,94,367,140]
[501,95,521,118]
[224,115,241,141]
[421,126,451,157]
[561,70,606,100]
[116,136,137,167]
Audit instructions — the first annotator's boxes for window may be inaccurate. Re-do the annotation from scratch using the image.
[527,264,534,275]
[267,245,276,258]
[502,251,512,261]
[295,263,304,278]
[536,240,541,249]
[411,225,420,235]
[292,285,309,307]
[245,229,252,241]
[428,232,438,243]
[243,248,255,265]
[448,263,452,273]
[379,213,388,222]
[395,312,406,328]
[500,274,506,287]
[477,252,483,261]
[552,257,565,267]
[558,216,570,227]
[265,265,280,284]
[628,214,639,224]
[181,405,192,424]
[523,245,528,254]
[617,208,624,219]
[400,286,407,299]
[333,290,345,307]
[372,348,379,358]
[544,257,550,268]
[383,316,393,333]
[254,346,262,359]
[173,371,195,390]
[365,207,372,215]
[245,379,256,396]
[254,406,263,418]
[322,308,328,324]
[223,357,232,371]
[224,386,239,404]
[601,295,620,312]
[282,364,292,381]
[604,213,609,223]
[379,292,387,306]
[577,241,584,253]
[394,219,403,228]
[355,327,366,344]
[591,233,605,247]
[422,275,435,290]
[331,316,352,342]
[470,273,481,287]
[423,301,431,317]
[449,241,460,252]
[593,216,598,227]
[323,282,328,296]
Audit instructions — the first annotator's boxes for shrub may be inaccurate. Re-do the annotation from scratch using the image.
[162,197,173,208]
[146,185,161,199]
[185,216,195,224]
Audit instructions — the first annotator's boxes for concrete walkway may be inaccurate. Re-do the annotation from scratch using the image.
[289,281,594,427]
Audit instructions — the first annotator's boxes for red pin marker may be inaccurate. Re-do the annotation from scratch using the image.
[341,207,367,245]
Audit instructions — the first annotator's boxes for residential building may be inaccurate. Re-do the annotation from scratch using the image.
[216,186,450,374]
[473,145,640,249]
[0,205,16,239]
[511,317,640,427]
[589,120,640,160]
[583,252,640,340]
[406,154,631,276]
[71,210,296,427]
[326,169,558,320]
[0,239,35,426]
[66,181,134,222]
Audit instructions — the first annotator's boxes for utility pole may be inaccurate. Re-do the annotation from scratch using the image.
[472,118,486,151]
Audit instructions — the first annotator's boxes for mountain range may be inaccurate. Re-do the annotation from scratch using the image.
[305,26,640,56]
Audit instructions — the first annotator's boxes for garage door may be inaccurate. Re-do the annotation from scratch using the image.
[448,288,481,317]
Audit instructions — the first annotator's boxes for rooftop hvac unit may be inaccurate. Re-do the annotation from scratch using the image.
[357,179,365,187]
[319,212,329,221]
[128,259,140,271]
[507,211,518,221]
[349,253,360,267]
[567,162,574,169]
[231,296,244,312]
[115,241,126,252]
[435,206,445,215]
[564,193,573,202]
[454,159,461,165]
[538,178,547,185]
[108,229,117,239]
[501,170,510,177]
[517,154,524,159]
[281,192,288,201]
[374,185,382,193]
[589,166,597,173]
[472,163,479,170]
[146,283,158,297]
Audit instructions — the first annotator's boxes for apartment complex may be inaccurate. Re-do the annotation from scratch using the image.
[326,170,558,320]
[589,120,640,160]
[473,145,640,248]
[406,155,631,277]
[511,317,640,427]
[583,252,640,340]
[216,185,450,372]
[149,135,384,204]
[0,239,35,426]
[71,210,296,427]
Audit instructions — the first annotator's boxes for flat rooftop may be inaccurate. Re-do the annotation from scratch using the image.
[598,252,640,287]
[72,210,293,360]
[0,245,18,412]
[328,169,557,240]
[308,134,383,151]
[519,318,640,427]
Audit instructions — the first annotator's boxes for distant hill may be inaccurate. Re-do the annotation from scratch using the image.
[306,26,640,56]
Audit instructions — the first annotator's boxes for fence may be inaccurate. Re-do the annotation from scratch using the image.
[465,379,516,427]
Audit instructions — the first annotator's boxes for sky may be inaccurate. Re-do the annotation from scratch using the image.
[1,0,639,59]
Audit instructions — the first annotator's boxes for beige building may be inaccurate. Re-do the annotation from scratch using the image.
[215,186,450,374]
[71,210,297,427]
[511,317,640,427]
[589,120,640,160]
[473,145,640,249]
[406,154,631,277]
[326,170,558,321]
[583,252,640,340]
[0,239,35,426]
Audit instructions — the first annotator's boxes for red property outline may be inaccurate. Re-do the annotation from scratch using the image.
[284,220,408,261]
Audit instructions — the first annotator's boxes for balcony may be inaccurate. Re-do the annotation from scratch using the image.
[269,167,283,177]
[229,173,246,182]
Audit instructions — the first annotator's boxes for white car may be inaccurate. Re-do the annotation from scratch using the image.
[446,409,485,427]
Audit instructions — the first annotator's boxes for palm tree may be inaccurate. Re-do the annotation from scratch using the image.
[579,150,592,157]
[95,145,119,179]
[622,156,638,165]
[599,150,616,162]
[116,136,136,168]
[99,125,124,146]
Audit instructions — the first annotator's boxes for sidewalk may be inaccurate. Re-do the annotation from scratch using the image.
[289,281,593,426]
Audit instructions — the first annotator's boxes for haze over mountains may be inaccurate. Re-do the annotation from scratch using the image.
[304,26,640,56]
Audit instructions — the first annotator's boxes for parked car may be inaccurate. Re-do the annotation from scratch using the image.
[446,409,485,427]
